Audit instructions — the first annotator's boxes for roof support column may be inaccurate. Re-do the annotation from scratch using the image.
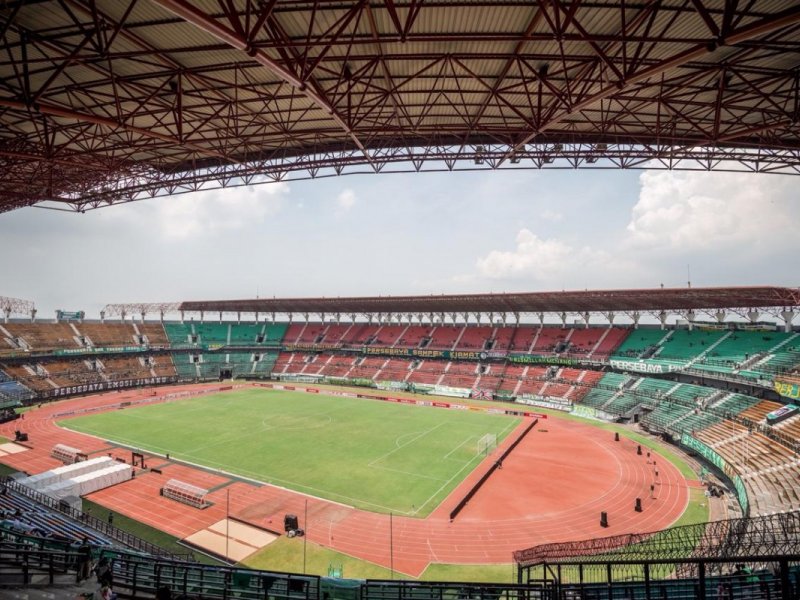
[120,308,127,324]
[30,308,36,323]
[604,312,616,327]
[3,306,9,324]
[781,310,796,333]
[686,310,696,330]
[715,310,727,325]
[560,312,567,328]
[747,310,761,323]
[659,311,667,330]
[583,312,591,328]
[141,309,147,323]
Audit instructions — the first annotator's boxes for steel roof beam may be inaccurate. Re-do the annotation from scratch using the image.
[152,0,375,165]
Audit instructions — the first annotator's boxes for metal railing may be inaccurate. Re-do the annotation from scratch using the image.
[2,478,192,561]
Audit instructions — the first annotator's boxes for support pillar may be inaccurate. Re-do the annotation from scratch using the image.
[160,310,166,322]
[781,310,796,333]
[120,309,127,324]
[747,310,760,323]
[583,311,591,328]
[604,312,616,327]
[715,310,727,325]
[659,311,667,330]
[686,310,696,330]
[30,308,36,323]
[100,310,105,324]
[3,307,10,323]
[560,312,567,328]
[141,310,146,323]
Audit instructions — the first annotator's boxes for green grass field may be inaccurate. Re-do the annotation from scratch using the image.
[61,388,519,516]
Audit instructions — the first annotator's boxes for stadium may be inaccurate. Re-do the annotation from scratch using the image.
[1,1,800,600]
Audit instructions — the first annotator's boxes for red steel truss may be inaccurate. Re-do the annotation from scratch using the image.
[1,1,799,212]
[177,286,800,317]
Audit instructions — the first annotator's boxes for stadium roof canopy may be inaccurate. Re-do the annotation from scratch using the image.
[2,1,800,213]
[173,286,800,317]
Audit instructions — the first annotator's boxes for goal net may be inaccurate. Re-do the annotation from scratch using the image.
[476,433,497,456]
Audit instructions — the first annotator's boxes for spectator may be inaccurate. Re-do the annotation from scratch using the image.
[76,537,92,583]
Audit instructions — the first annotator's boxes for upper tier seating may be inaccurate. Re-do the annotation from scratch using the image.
[457,326,494,350]
[612,329,669,358]
[163,323,193,345]
[591,327,630,357]
[100,357,153,380]
[532,328,570,353]
[138,322,169,345]
[426,326,462,350]
[371,326,405,346]
[193,322,229,344]
[3,323,82,351]
[76,323,137,347]
[395,326,433,348]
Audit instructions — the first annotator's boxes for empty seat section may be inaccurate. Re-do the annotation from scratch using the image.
[4,323,82,351]
[163,323,193,345]
[263,323,289,344]
[77,323,137,346]
[456,326,493,350]
[138,322,169,345]
[612,329,667,359]
[656,329,726,361]
[198,353,226,378]
[427,326,462,349]
[407,361,445,385]
[372,326,404,346]
[319,324,350,344]
[296,323,328,344]
[591,327,631,357]
[194,323,229,345]
[507,326,539,352]
[375,359,412,381]
[319,355,355,377]
[39,360,105,386]
[151,354,177,377]
[283,323,306,344]
[532,328,569,353]
[1,363,51,393]
[228,324,265,345]
[395,326,433,348]
[567,329,602,354]
[341,324,380,345]
[348,357,386,379]
[101,356,152,380]
[253,351,279,375]
[172,354,198,379]
[439,361,478,388]
[490,327,516,351]
[740,400,784,422]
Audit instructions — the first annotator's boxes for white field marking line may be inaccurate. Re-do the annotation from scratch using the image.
[411,418,520,516]
[443,435,478,460]
[367,421,448,468]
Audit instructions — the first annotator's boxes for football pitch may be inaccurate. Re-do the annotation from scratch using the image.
[60,388,520,516]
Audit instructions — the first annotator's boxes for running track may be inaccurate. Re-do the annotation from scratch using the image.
[0,384,693,577]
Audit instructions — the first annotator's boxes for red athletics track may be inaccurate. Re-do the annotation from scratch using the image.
[0,384,693,577]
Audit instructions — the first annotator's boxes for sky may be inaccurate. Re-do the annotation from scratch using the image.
[1,168,798,318]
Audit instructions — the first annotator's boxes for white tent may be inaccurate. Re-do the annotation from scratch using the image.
[40,463,132,500]
[20,456,115,490]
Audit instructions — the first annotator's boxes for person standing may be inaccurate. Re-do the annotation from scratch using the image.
[76,537,92,583]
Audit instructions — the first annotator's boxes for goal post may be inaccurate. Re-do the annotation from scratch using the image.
[476,433,497,456]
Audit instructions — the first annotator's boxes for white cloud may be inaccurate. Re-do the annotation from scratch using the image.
[476,228,614,281]
[336,188,357,212]
[157,183,288,239]
[627,171,798,252]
